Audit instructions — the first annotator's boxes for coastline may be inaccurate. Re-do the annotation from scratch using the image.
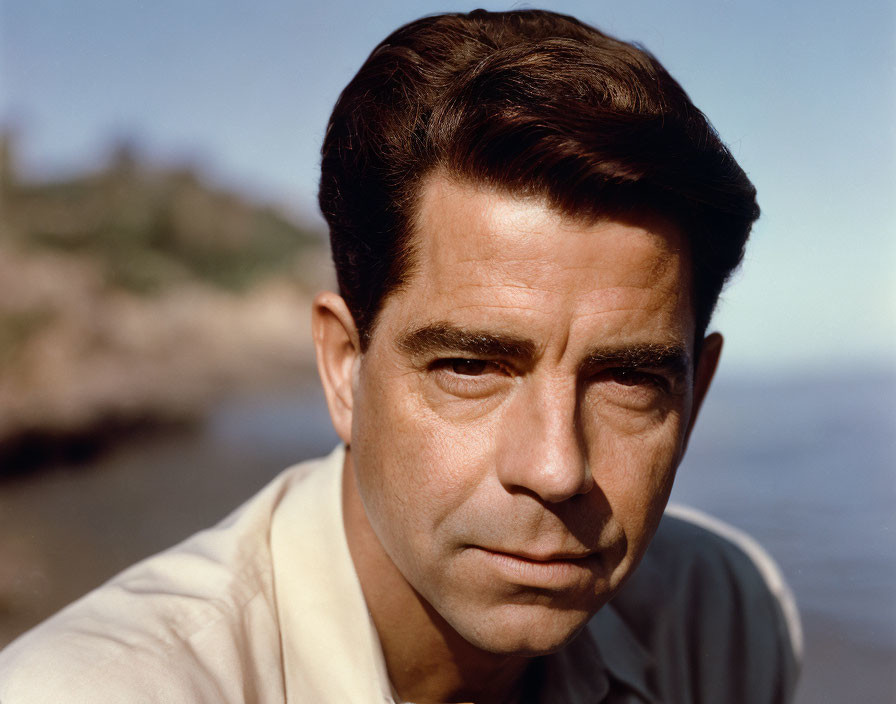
[0,244,320,472]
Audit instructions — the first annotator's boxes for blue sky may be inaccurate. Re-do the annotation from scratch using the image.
[2,0,894,374]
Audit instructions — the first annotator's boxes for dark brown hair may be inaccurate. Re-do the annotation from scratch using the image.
[319,9,759,348]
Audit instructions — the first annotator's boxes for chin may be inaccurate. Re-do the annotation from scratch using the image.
[453,602,595,657]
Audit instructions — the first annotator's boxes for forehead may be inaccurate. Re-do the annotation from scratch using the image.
[372,175,695,359]
[413,173,690,288]
[378,173,696,351]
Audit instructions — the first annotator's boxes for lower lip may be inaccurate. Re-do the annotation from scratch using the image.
[475,548,597,588]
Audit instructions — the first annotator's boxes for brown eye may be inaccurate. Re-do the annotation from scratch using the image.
[449,359,489,375]
[610,368,652,386]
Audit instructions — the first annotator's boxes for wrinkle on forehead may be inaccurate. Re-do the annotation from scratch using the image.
[383,172,696,356]
[415,178,687,293]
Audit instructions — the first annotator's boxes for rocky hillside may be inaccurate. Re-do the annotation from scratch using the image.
[0,135,331,470]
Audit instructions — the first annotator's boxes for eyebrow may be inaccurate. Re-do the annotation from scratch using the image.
[583,343,690,374]
[397,323,537,360]
[397,323,690,372]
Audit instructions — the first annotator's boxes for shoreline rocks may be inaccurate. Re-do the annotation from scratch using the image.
[0,245,320,472]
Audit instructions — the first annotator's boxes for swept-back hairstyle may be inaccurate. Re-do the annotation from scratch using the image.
[319,9,759,348]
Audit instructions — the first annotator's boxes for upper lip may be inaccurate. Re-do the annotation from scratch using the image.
[479,547,594,562]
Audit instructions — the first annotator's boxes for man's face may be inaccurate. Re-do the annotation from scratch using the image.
[334,174,716,656]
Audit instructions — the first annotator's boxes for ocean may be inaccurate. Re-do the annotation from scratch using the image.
[669,368,896,702]
[673,370,896,641]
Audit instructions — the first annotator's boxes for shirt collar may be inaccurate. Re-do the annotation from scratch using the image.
[271,445,395,703]
[585,604,658,702]
[535,602,656,704]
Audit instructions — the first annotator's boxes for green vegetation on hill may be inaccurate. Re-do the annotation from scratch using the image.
[2,138,323,294]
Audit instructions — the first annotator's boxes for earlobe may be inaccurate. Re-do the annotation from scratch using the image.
[312,291,361,446]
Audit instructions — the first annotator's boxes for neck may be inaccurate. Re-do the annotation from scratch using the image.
[341,450,536,704]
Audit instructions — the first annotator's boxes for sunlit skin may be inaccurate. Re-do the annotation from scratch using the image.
[313,173,722,704]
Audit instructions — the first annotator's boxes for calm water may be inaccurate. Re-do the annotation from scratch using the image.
[670,370,896,649]
[2,370,894,701]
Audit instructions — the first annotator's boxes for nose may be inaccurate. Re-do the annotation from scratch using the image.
[495,381,594,503]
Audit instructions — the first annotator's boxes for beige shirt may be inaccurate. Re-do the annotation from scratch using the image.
[0,446,801,703]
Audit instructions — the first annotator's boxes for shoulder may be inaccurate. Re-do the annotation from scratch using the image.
[0,453,334,704]
[634,504,802,643]
[609,505,802,703]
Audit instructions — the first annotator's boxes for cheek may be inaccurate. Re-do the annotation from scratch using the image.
[351,364,497,539]
[585,411,686,549]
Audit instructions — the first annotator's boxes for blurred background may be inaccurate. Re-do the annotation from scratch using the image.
[1,1,893,701]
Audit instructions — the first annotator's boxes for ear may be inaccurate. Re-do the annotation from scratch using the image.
[312,291,361,446]
[684,331,723,445]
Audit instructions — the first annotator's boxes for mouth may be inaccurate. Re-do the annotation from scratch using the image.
[473,546,600,588]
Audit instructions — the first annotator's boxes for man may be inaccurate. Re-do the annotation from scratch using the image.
[0,9,800,703]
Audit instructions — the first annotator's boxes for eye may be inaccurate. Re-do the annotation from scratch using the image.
[448,358,491,376]
[608,367,660,388]
[588,367,673,410]
[428,358,512,399]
